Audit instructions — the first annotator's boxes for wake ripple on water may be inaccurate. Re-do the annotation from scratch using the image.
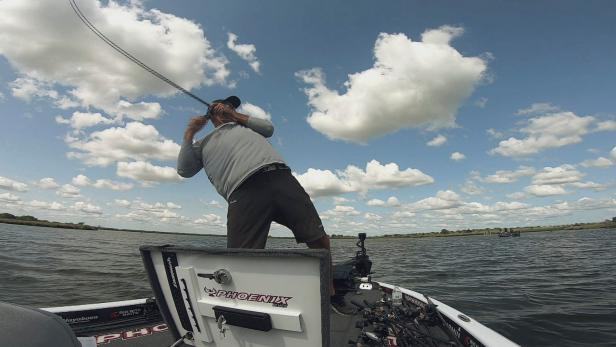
[1,224,615,346]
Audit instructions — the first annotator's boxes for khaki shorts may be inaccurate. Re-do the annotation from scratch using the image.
[226,167,326,248]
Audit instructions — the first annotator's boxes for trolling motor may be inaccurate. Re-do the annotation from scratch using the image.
[333,233,373,295]
[354,233,372,277]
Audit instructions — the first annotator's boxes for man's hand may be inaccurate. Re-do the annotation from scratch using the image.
[210,103,249,125]
[210,103,237,122]
[184,116,208,142]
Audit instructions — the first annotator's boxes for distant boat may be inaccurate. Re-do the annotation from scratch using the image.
[498,228,520,237]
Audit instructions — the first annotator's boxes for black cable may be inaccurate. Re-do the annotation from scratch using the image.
[68,0,210,108]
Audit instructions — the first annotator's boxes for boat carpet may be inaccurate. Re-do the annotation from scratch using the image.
[330,283,383,346]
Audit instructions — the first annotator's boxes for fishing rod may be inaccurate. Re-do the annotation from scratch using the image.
[68,0,211,111]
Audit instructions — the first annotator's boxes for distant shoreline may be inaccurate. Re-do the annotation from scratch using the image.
[1,212,615,239]
[0,213,226,238]
[351,220,616,239]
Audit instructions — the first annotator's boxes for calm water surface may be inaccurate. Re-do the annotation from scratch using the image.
[1,224,615,346]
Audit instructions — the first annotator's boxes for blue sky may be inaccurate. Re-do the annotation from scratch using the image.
[1,0,615,236]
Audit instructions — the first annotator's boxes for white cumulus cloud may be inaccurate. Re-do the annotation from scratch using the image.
[325,205,361,217]
[595,120,616,132]
[115,101,163,121]
[296,26,487,142]
[580,157,613,168]
[227,33,260,73]
[66,122,180,167]
[387,196,401,207]
[294,160,434,198]
[116,199,184,222]
[367,199,385,206]
[72,174,133,191]
[114,199,131,207]
[332,197,351,204]
[366,196,400,207]
[56,111,114,130]
[57,184,81,198]
[493,201,530,211]
[483,166,535,184]
[0,0,230,116]
[37,177,60,189]
[486,128,504,139]
[117,161,182,183]
[525,184,567,197]
[238,102,271,120]
[195,213,224,226]
[71,201,103,215]
[72,174,91,187]
[294,169,352,197]
[570,181,609,191]
[0,192,21,202]
[28,200,66,211]
[450,152,466,161]
[10,77,58,101]
[406,190,462,211]
[532,165,584,185]
[461,180,485,195]
[515,102,560,116]
[345,160,434,191]
[364,212,383,221]
[0,176,28,192]
[491,111,595,157]
[427,134,447,147]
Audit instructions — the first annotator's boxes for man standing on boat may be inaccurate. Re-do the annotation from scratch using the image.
[176,96,330,251]
[176,96,353,314]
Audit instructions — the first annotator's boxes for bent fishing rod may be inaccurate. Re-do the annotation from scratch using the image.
[68,0,212,115]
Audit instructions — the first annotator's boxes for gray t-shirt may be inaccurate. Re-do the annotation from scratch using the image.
[177,117,286,200]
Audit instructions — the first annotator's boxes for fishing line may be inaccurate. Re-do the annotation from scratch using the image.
[68,0,211,108]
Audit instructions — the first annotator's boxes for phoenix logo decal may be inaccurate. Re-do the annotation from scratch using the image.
[204,287,292,308]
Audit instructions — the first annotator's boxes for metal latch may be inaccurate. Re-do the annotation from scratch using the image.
[198,269,232,284]
[217,315,227,338]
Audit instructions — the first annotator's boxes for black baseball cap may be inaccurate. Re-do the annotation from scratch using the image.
[211,95,241,108]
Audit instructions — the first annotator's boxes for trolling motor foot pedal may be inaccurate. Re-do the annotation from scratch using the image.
[359,283,373,290]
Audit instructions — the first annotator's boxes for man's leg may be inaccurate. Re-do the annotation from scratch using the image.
[271,171,356,314]
[270,170,334,294]
[226,175,273,249]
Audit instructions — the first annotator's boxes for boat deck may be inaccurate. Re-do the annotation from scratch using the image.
[80,283,456,347]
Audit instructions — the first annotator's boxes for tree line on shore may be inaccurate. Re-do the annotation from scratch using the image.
[330,217,616,239]
[0,213,98,230]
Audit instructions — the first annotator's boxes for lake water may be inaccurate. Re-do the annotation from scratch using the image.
[1,223,615,346]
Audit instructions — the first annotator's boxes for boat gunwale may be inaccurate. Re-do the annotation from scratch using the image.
[377,281,519,347]
[42,298,150,313]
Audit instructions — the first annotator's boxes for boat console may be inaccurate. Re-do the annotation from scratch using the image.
[140,246,332,347]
